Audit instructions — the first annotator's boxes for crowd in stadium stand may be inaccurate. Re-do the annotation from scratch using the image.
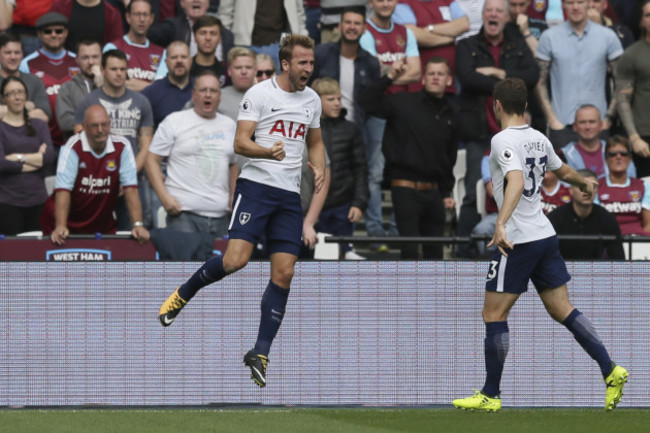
[0,0,647,260]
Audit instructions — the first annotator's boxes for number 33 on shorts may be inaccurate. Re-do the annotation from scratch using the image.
[487,260,499,281]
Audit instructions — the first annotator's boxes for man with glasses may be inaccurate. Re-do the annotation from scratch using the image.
[20,12,77,148]
[103,0,164,92]
[0,32,50,122]
[145,71,237,237]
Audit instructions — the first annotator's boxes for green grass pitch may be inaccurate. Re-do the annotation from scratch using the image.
[3,407,648,433]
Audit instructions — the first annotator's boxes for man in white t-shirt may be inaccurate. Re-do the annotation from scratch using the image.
[145,71,237,237]
[158,35,326,388]
[453,78,628,412]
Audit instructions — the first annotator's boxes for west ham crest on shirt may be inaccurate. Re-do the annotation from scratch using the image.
[106,160,117,172]
[533,0,547,12]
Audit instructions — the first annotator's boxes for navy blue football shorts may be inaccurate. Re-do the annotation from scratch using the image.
[485,235,571,294]
[228,178,302,257]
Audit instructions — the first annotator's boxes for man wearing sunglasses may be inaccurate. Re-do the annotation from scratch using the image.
[20,12,77,149]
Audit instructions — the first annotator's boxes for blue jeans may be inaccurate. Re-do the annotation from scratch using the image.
[363,115,391,237]
[304,6,321,44]
[166,211,229,238]
[472,213,497,256]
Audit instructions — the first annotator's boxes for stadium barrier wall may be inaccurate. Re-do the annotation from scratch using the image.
[1,261,647,407]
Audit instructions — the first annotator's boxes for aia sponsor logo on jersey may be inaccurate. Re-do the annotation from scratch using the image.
[269,120,306,140]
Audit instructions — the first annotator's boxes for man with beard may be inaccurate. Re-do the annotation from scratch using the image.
[141,41,193,129]
[311,7,387,251]
[104,0,164,92]
[56,39,103,140]
[158,35,326,389]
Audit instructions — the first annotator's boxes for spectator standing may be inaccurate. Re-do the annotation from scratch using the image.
[74,49,154,229]
[50,0,124,51]
[526,0,547,20]
[508,0,548,57]
[454,0,539,258]
[318,0,366,43]
[587,0,634,49]
[146,72,237,236]
[20,12,77,149]
[55,39,103,140]
[218,0,308,73]
[393,0,470,92]
[104,0,164,92]
[361,57,458,259]
[0,32,51,122]
[148,0,234,61]
[535,0,623,149]
[597,135,650,236]
[548,168,625,260]
[312,77,368,260]
[6,0,53,56]
[562,104,636,180]
[218,46,256,121]
[615,0,650,178]
[41,104,150,243]
[0,76,55,235]
[141,41,193,129]
[312,7,388,251]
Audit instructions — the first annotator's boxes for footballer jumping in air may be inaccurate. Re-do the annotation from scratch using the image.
[158,34,326,388]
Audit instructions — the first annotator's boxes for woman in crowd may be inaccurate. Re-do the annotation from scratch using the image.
[597,135,650,236]
[0,76,55,235]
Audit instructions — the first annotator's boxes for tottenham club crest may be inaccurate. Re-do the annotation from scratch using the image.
[239,212,251,225]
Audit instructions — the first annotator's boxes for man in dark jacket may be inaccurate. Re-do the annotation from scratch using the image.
[454,0,539,257]
[312,77,369,260]
[361,56,458,259]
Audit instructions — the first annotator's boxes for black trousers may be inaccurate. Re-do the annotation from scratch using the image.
[391,186,446,259]
[0,202,43,235]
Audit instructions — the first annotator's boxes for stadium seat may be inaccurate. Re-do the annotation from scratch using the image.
[314,232,339,260]
[16,231,43,237]
[476,179,486,218]
[452,148,467,218]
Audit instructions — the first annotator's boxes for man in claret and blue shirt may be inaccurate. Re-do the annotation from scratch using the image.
[158,34,326,388]
[103,0,164,92]
[452,78,628,412]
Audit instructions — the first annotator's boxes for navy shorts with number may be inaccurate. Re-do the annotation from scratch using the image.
[229,178,302,256]
[485,235,571,294]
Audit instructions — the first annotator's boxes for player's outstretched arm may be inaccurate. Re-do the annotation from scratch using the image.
[488,170,524,256]
[553,163,597,197]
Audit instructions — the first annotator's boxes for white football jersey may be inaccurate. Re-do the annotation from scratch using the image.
[237,77,321,194]
[489,125,563,244]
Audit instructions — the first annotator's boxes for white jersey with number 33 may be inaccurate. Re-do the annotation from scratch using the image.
[489,125,563,244]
